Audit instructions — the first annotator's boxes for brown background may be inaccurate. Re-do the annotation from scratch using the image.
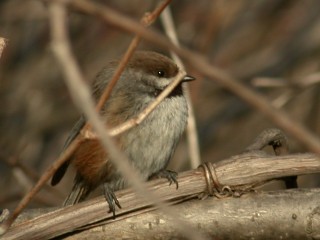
[1,0,320,209]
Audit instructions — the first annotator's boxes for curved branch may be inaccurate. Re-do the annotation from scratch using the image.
[3,153,320,239]
[68,0,320,155]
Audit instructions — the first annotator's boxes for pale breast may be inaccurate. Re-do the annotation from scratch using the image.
[122,95,188,180]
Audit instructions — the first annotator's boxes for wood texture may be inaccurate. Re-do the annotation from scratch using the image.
[66,188,320,240]
[2,153,320,239]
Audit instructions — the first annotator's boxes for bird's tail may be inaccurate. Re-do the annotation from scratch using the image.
[63,174,92,206]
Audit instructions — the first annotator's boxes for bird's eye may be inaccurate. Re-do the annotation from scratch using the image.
[157,70,165,77]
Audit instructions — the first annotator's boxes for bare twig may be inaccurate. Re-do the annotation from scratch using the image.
[82,0,173,159]
[50,0,173,193]
[0,1,206,239]
[252,77,289,88]
[67,0,320,155]
[0,0,173,233]
[252,71,320,108]
[109,70,187,135]
[2,156,64,199]
[0,37,7,59]
[0,210,9,225]
[1,1,199,236]
[83,69,188,138]
[252,72,320,89]
[47,3,206,240]
[160,6,201,169]
[94,0,172,113]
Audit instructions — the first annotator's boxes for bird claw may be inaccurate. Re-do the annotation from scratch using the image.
[103,184,121,219]
[155,170,179,189]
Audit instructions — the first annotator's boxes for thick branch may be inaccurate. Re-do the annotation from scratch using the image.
[65,188,320,240]
[3,153,320,239]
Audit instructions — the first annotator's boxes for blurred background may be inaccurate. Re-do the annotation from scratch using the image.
[1,0,320,209]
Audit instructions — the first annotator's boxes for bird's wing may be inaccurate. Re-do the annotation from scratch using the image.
[51,116,86,186]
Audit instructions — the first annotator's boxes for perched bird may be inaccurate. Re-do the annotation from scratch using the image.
[51,51,194,216]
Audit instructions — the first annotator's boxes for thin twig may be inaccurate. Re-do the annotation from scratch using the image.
[83,0,172,136]
[0,2,207,240]
[0,37,7,59]
[1,154,64,199]
[47,3,206,240]
[160,6,201,169]
[81,0,173,155]
[252,71,320,88]
[81,69,187,138]
[0,0,173,233]
[0,134,83,232]
[109,70,186,136]
[94,0,172,112]
[252,72,320,108]
[67,0,320,155]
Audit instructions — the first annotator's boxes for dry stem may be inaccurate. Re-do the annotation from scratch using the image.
[160,7,201,169]
[68,0,320,155]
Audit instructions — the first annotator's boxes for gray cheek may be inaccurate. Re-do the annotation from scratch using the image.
[155,77,172,89]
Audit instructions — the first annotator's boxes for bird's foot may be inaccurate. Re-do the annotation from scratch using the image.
[103,184,122,219]
[151,170,178,189]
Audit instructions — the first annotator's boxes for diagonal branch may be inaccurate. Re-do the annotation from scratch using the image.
[0,0,173,233]
[0,2,206,240]
[68,0,320,155]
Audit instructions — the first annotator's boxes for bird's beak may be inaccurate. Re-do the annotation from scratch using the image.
[182,75,196,82]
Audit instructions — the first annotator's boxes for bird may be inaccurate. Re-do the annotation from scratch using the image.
[51,51,195,216]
